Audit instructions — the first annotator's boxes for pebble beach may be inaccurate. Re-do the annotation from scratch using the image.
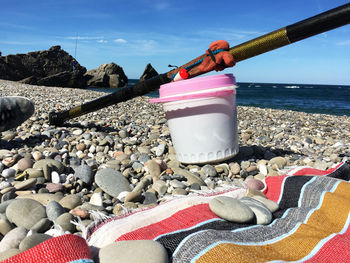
[0,79,350,261]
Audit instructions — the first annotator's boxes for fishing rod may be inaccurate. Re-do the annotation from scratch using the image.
[49,3,350,126]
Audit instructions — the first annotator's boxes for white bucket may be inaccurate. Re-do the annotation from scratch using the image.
[150,74,238,164]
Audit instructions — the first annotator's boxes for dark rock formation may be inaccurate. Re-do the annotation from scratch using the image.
[139,63,158,81]
[85,63,128,88]
[0,46,87,88]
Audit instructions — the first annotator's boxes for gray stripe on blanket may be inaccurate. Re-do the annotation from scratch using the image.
[172,175,340,262]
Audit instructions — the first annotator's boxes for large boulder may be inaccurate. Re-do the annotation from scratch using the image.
[85,63,128,88]
[139,63,158,82]
[0,46,86,88]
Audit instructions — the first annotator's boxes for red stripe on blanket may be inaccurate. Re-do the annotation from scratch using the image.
[1,234,91,263]
[292,163,343,176]
[263,163,344,202]
[304,217,350,262]
[116,203,219,241]
[264,175,287,203]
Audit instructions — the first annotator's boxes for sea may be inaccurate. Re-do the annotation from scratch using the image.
[89,79,350,117]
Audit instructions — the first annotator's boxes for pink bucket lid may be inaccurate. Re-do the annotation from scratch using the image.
[149,74,236,103]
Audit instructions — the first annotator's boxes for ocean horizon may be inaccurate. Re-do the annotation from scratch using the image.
[88,79,350,117]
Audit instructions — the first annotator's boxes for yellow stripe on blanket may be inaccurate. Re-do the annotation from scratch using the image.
[197,181,350,263]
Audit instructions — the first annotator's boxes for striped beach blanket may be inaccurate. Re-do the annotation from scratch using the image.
[2,162,350,262]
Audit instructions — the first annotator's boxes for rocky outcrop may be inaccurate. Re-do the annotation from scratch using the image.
[139,63,158,81]
[0,46,87,88]
[84,63,128,88]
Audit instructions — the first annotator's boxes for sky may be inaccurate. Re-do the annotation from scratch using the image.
[1,0,350,85]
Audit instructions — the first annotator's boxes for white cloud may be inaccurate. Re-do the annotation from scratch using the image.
[337,40,350,46]
[114,38,127,44]
[98,39,108,43]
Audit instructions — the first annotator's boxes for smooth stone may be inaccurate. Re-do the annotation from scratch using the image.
[95,168,131,198]
[172,188,187,195]
[6,199,46,229]
[145,160,161,178]
[33,159,64,174]
[0,181,11,190]
[59,194,82,210]
[156,144,166,156]
[99,240,168,263]
[46,201,66,222]
[73,164,94,185]
[124,191,142,203]
[240,197,273,225]
[26,168,44,178]
[72,129,83,135]
[142,192,158,205]
[89,192,103,207]
[251,195,279,213]
[172,167,205,186]
[55,213,75,232]
[19,233,51,251]
[152,180,167,195]
[17,158,34,171]
[245,178,265,191]
[169,179,186,189]
[16,193,62,205]
[268,157,287,169]
[0,248,21,261]
[0,218,14,235]
[46,182,64,193]
[32,151,43,161]
[14,178,37,190]
[0,227,28,253]
[201,165,217,177]
[30,218,52,233]
[51,171,61,183]
[230,163,241,175]
[2,168,16,178]
[104,160,121,170]
[257,163,268,176]
[133,176,152,193]
[245,188,267,198]
[209,196,254,223]
[0,200,14,213]
[81,203,105,211]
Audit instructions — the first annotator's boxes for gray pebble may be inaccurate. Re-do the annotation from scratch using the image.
[142,192,158,205]
[55,213,75,232]
[201,165,217,177]
[46,201,66,222]
[73,164,94,185]
[6,199,47,229]
[95,168,131,198]
[19,233,51,251]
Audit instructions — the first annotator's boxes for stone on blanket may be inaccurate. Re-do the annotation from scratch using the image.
[95,168,131,198]
[209,196,254,223]
[245,178,265,190]
[251,195,279,213]
[240,197,273,225]
[99,240,168,263]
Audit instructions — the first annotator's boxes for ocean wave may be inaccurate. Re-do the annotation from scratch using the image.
[285,85,300,89]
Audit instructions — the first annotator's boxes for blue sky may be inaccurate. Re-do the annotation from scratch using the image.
[1,0,350,85]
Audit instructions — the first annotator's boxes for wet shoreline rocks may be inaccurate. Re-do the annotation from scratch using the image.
[0,79,349,261]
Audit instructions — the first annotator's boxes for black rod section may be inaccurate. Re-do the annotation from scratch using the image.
[286,3,350,42]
